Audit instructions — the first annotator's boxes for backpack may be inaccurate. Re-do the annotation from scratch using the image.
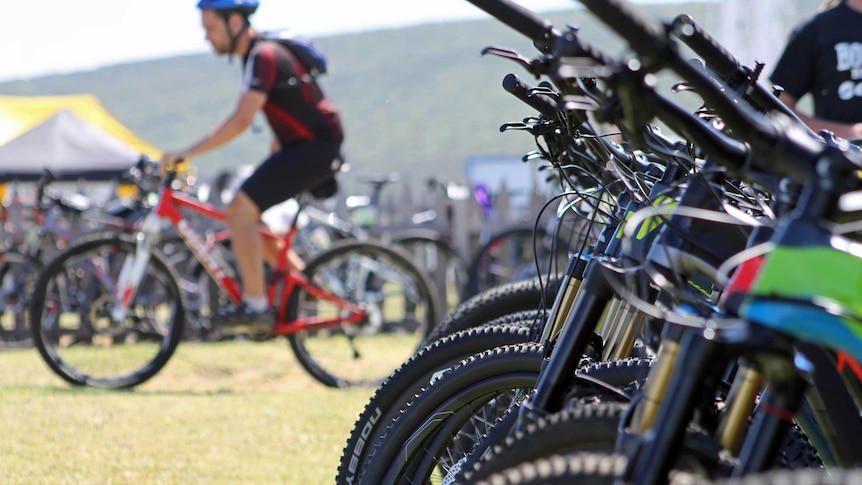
[261,30,328,79]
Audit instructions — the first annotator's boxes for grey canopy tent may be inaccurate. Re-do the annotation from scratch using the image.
[0,95,160,182]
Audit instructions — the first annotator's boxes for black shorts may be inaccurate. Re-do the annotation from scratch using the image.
[240,140,342,212]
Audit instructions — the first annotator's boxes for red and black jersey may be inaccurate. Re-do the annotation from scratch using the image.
[242,37,344,145]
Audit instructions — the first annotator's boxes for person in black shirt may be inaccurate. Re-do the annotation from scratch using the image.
[770,0,862,140]
[160,0,344,325]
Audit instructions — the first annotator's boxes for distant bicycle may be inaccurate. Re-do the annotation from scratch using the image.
[28,159,440,389]
[255,170,469,313]
[463,190,602,298]
[0,169,147,348]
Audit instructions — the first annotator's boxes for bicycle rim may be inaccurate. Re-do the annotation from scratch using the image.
[360,343,544,485]
[336,323,534,485]
[30,235,184,388]
[468,227,570,297]
[395,233,468,313]
[288,240,437,387]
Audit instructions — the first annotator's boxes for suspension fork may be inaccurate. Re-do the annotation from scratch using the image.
[629,322,687,433]
[519,258,616,424]
[538,191,628,347]
[624,326,726,485]
[539,253,589,343]
[715,360,762,455]
[624,322,799,485]
[520,192,660,423]
[732,352,809,476]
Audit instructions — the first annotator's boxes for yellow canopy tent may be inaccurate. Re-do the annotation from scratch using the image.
[0,94,160,182]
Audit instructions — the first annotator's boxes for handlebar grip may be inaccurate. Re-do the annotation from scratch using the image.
[671,15,740,82]
[578,0,667,60]
[465,0,558,49]
[502,73,559,118]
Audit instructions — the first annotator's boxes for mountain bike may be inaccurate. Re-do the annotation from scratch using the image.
[28,160,441,389]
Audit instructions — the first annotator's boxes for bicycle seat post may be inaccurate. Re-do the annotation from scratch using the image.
[363,173,400,210]
[290,194,305,232]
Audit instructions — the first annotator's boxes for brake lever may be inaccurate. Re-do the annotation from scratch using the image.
[481,46,549,78]
[562,95,601,112]
[556,57,606,80]
[528,85,559,99]
[481,46,531,64]
[500,115,552,134]
[523,151,545,161]
[499,122,532,132]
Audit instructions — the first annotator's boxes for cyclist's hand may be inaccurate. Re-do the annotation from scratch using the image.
[159,152,185,176]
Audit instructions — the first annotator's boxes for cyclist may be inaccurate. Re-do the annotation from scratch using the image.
[160,0,345,326]
[770,0,862,140]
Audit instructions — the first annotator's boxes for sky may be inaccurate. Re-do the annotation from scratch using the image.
[1,0,583,82]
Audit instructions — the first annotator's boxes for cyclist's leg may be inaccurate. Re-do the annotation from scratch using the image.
[234,140,342,305]
[225,190,266,301]
[260,236,303,270]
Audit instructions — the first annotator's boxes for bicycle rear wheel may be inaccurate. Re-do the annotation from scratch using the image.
[29,233,184,388]
[286,239,440,387]
[466,225,571,298]
[393,229,468,313]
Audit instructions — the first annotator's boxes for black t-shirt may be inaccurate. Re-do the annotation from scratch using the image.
[770,3,862,124]
[242,37,344,145]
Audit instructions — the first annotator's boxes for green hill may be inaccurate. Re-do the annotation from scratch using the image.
[1,4,722,190]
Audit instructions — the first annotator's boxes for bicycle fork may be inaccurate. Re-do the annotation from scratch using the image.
[111,213,161,321]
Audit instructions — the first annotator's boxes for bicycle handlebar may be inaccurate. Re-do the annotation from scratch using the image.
[465,0,559,51]
[502,73,559,118]
[469,0,862,184]
[670,15,739,83]
[578,0,667,63]
[548,20,749,171]
[669,14,811,129]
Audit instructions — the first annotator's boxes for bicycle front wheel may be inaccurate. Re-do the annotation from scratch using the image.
[29,233,184,388]
[286,239,440,387]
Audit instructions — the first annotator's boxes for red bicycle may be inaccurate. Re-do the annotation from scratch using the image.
[28,160,440,388]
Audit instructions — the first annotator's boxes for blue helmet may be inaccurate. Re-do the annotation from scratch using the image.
[197,0,259,15]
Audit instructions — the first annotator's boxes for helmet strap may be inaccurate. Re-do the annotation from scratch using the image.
[219,12,250,63]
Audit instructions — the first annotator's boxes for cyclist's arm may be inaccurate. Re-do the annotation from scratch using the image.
[165,90,267,165]
[780,92,862,140]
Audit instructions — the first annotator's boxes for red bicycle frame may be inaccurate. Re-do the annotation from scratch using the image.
[153,182,367,336]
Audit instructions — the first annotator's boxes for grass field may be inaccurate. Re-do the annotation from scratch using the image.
[0,340,377,484]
